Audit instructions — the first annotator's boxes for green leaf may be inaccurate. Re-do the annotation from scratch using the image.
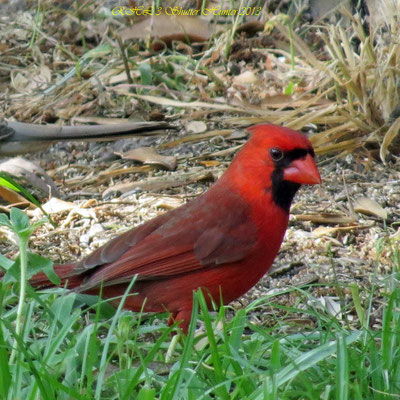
[1,259,20,283]
[0,254,13,271]
[0,172,41,208]
[0,172,56,226]
[270,339,281,374]
[137,386,156,400]
[1,253,59,285]
[0,173,56,227]
[30,217,49,231]
[73,294,116,318]
[27,252,60,285]
[83,43,112,60]
[0,213,11,228]
[10,208,30,232]
[140,63,152,86]
[0,176,20,192]
[284,81,295,95]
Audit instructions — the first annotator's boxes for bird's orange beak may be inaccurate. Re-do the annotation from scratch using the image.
[283,154,322,185]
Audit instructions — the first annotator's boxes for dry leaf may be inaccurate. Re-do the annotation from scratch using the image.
[353,197,388,219]
[0,157,60,198]
[294,213,357,224]
[186,121,207,134]
[260,94,332,109]
[120,15,214,50]
[228,130,248,140]
[237,20,264,34]
[146,196,184,210]
[380,116,400,163]
[312,225,368,237]
[30,197,75,217]
[233,71,259,85]
[12,65,51,92]
[319,296,342,319]
[41,197,75,214]
[116,147,177,170]
[0,186,33,207]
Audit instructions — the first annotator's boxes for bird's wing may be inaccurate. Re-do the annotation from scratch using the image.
[73,188,258,291]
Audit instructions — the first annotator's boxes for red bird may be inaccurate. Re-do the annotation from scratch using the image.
[30,124,321,332]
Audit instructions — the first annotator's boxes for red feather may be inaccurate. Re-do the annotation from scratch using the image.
[27,124,321,332]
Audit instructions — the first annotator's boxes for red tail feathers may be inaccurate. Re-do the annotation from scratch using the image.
[30,263,82,289]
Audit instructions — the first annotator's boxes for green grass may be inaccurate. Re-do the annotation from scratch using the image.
[0,208,400,400]
[1,209,400,399]
[0,271,399,399]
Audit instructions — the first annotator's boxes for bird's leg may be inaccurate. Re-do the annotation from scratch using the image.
[167,309,191,333]
[167,312,177,328]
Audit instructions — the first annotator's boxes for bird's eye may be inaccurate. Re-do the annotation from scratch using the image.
[270,148,284,161]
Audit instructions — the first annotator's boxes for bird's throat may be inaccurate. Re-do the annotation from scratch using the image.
[271,169,301,212]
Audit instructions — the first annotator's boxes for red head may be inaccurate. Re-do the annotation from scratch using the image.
[225,124,321,212]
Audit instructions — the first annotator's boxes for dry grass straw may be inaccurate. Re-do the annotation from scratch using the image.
[276,3,400,159]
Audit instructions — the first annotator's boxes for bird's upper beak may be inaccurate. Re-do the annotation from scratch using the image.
[283,154,322,185]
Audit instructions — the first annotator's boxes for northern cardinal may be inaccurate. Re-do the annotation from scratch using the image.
[28,124,321,332]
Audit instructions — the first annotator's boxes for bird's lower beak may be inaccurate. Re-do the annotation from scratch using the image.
[283,154,322,185]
